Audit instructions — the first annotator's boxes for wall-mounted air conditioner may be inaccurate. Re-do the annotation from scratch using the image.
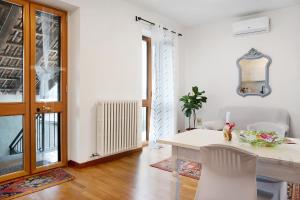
[232,17,270,36]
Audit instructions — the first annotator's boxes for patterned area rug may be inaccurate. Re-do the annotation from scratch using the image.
[0,168,74,199]
[150,158,201,180]
[151,158,300,200]
[289,184,300,200]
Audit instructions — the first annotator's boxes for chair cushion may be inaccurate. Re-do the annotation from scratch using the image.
[218,106,290,133]
[203,120,224,131]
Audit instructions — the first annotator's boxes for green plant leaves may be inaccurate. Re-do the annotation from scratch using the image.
[179,86,208,128]
[192,86,198,94]
[184,108,192,118]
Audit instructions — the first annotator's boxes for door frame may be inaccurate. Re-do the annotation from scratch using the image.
[0,0,30,183]
[29,3,68,174]
[0,0,68,182]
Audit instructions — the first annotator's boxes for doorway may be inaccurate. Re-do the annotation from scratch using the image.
[0,0,67,182]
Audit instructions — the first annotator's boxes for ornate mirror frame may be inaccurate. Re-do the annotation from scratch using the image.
[237,48,272,97]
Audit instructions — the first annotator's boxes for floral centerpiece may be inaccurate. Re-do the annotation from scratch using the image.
[223,122,235,141]
[236,130,286,147]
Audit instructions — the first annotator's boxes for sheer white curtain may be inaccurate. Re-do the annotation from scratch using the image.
[150,26,177,144]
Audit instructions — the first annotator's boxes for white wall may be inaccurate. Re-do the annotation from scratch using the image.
[68,6,81,162]
[182,5,300,137]
[51,0,183,163]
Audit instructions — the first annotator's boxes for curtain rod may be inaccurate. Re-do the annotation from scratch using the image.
[135,16,183,37]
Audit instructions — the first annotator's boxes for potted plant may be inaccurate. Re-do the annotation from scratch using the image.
[180,86,207,130]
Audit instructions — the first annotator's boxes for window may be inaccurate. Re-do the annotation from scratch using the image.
[141,36,152,143]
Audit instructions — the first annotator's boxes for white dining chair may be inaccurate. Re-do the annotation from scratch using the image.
[247,122,288,200]
[194,144,258,200]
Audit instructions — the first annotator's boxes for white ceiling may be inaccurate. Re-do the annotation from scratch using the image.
[126,0,300,26]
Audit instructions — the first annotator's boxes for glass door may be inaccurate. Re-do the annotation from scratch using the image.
[29,3,67,173]
[0,0,30,182]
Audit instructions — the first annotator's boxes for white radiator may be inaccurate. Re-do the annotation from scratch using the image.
[96,100,141,157]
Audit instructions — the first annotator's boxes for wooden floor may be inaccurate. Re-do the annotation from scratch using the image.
[17,145,198,200]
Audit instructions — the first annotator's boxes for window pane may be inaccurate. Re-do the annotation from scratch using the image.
[35,11,61,102]
[36,113,60,167]
[142,40,148,100]
[0,115,24,175]
[0,1,24,102]
[141,107,147,142]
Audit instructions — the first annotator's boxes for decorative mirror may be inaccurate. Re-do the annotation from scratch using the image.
[237,48,272,97]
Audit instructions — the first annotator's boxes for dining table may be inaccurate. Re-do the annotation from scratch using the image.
[158,129,300,200]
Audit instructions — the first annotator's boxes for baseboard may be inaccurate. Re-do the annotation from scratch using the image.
[68,147,143,168]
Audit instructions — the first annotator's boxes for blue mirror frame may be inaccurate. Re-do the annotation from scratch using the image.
[237,48,272,97]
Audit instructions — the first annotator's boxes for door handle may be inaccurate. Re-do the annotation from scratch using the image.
[42,106,51,112]
[36,106,51,113]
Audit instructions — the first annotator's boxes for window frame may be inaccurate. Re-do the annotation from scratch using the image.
[142,36,152,142]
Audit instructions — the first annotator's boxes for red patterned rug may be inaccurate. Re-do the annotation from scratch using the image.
[151,158,300,200]
[289,184,300,200]
[150,158,201,180]
[0,168,74,199]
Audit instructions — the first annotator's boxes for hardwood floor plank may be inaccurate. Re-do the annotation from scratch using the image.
[16,145,197,200]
